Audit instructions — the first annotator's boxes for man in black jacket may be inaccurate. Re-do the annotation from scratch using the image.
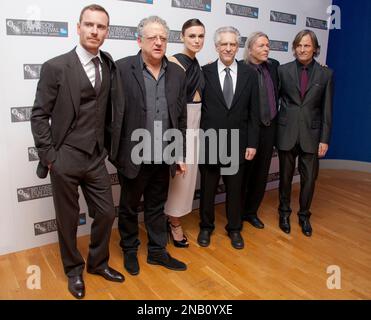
[30,4,124,299]
[197,26,260,250]
[241,31,280,229]
[111,16,187,275]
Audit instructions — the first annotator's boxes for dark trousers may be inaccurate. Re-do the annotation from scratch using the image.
[199,164,245,232]
[243,121,276,217]
[278,144,319,218]
[117,164,169,255]
[50,144,115,277]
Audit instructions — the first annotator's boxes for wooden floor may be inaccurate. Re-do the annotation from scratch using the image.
[1,169,370,300]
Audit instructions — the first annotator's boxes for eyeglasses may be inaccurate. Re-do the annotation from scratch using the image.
[142,35,168,43]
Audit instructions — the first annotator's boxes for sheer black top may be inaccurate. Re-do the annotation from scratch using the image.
[174,53,204,103]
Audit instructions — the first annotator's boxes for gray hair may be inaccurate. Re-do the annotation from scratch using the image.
[137,15,169,38]
[214,26,241,46]
[243,31,269,63]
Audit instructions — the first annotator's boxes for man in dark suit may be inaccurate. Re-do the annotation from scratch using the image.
[242,32,280,229]
[30,4,124,299]
[277,29,333,236]
[197,26,260,250]
[110,16,187,276]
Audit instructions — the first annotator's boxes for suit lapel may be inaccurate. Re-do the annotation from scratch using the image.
[131,54,146,109]
[287,61,301,94]
[206,61,228,108]
[230,62,247,109]
[66,50,81,116]
[304,61,321,96]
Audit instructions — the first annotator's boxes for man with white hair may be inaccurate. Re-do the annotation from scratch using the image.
[197,26,260,250]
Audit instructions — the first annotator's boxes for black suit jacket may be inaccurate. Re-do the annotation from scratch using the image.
[110,52,187,179]
[201,60,260,165]
[31,49,123,178]
[277,60,333,153]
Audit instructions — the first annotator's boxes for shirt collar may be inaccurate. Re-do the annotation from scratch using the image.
[139,51,168,71]
[76,44,102,66]
[218,59,238,75]
[296,58,315,70]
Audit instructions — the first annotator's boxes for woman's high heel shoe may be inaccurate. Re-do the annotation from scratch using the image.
[168,221,189,248]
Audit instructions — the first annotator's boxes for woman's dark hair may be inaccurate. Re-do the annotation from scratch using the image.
[181,19,205,35]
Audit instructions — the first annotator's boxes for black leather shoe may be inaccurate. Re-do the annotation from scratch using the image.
[244,215,264,229]
[197,229,211,247]
[299,217,312,237]
[228,231,244,249]
[68,275,85,299]
[147,252,187,271]
[87,266,125,282]
[279,216,291,234]
[124,252,140,275]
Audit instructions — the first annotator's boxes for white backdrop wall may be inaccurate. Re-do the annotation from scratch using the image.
[0,0,331,255]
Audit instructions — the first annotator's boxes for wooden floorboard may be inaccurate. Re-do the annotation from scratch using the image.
[1,169,370,300]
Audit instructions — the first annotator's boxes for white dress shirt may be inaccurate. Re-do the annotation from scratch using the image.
[217,59,238,94]
[75,44,102,87]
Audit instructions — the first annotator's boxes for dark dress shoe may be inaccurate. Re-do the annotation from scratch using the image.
[244,215,264,229]
[147,252,187,271]
[87,267,125,282]
[124,252,140,275]
[279,216,291,234]
[68,275,85,299]
[228,231,244,249]
[299,217,312,237]
[197,229,211,247]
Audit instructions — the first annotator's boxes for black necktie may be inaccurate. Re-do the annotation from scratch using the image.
[92,57,101,94]
[223,67,233,108]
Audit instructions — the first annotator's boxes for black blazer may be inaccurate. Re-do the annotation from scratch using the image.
[243,58,280,126]
[201,60,260,165]
[31,49,123,177]
[262,58,280,124]
[277,60,333,153]
[110,52,187,179]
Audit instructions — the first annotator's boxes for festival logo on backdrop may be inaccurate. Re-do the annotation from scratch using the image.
[270,10,297,25]
[108,25,137,40]
[306,17,328,30]
[269,40,289,52]
[17,184,52,202]
[226,3,258,19]
[28,147,39,162]
[118,0,153,3]
[171,0,211,12]
[24,64,42,79]
[34,213,86,236]
[6,19,68,37]
[11,107,32,122]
